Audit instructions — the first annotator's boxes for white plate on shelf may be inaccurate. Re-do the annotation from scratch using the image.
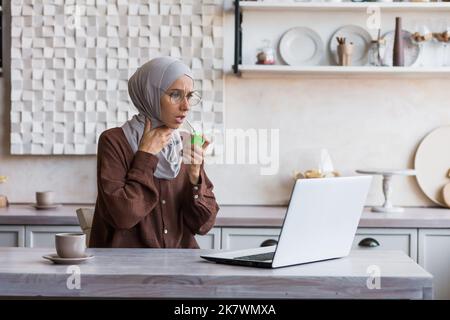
[330,25,372,66]
[279,27,324,66]
[382,30,420,67]
[414,126,450,207]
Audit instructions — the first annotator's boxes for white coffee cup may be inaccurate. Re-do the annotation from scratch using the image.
[36,191,55,206]
[55,233,86,258]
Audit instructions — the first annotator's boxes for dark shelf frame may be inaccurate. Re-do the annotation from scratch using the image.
[232,0,242,75]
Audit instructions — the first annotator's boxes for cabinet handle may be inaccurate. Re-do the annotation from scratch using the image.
[260,239,278,247]
[358,237,380,248]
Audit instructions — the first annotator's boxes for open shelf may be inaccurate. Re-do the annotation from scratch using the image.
[239,1,450,12]
[238,64,450,78]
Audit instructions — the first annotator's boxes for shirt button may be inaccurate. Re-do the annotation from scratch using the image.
[194,195,199,199]
[193,186,199,191]
[164,229,168,234]
[161,200,166,204]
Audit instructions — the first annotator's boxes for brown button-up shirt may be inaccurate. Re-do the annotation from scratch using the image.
[90,127,220,248]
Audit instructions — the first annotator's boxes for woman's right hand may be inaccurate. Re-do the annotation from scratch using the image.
[138,118,173,155]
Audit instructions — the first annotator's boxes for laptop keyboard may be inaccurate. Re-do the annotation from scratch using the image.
[234,252,275,261]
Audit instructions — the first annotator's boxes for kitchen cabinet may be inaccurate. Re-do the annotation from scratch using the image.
[353,228,418,261]
[2,223,219,250]
[418,229,450,300]
[195,227,221,250]
[0,225,25,247]
[221,227,281,250]
[25,225,82,248]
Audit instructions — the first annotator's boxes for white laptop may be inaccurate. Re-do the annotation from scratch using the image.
[201,175,372,268]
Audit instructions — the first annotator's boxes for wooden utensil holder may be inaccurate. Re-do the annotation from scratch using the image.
[337,43,354,66]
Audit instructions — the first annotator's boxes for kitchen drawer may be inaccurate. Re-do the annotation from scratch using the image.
[26,225,82,248]
[221,227,281,250]
[0,225,25,247]
[418,229,450,299]
[195,227,221,250]
[353,228,418,261]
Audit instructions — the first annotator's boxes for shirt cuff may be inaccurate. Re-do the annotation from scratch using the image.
[189,169,205,202]
[131,151,159,175]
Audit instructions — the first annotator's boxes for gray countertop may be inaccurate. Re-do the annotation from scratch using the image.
[1,204,450,228]
[0,247,432,299]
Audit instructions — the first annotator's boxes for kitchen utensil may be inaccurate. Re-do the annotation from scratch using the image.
[415,126,450,206]
[279,27,324,66]
[330,25,372,66]
[356,169,416,213]
[382,30,420,67]
[36,191,55,206]
[43,253,94,265]
[31,204,62,210]
[337,42,354,66]
[55,233,86,258]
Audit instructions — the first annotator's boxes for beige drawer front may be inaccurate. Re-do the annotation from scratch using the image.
[221,228,281,250]
[353,228,418,261]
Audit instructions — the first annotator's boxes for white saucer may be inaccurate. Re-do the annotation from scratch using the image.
[31,203,62,210]
[43,253,94,265]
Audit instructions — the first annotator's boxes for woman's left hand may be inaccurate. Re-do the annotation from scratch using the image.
[183,135,210,185]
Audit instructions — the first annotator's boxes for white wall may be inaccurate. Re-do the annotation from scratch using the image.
[1,1,447,206]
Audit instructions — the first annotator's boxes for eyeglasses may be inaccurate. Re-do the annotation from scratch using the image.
[163,89,202,106]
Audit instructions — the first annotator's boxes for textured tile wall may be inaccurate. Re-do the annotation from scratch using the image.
[10,0,224,155]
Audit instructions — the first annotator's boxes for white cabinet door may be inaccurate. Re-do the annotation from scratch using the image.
[195,228,221,249]
[353,228,418,261]
[0,226,25,247]
[26,225,82,248]
[221,228,281,250]
[418,229,450,300]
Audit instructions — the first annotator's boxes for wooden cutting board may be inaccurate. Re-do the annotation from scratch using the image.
[415,126,450,206]
[443,183,450,208]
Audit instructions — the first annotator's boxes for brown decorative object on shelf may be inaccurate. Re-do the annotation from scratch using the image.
[336,37,354,66]
[433,31,450,43]
[413,32,433,43]
[393,17,405,67]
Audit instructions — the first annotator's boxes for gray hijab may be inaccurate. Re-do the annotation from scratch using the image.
[122,57,193,179]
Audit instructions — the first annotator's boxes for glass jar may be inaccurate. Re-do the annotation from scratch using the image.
[256,39,275,65]
[368,39,386,66]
